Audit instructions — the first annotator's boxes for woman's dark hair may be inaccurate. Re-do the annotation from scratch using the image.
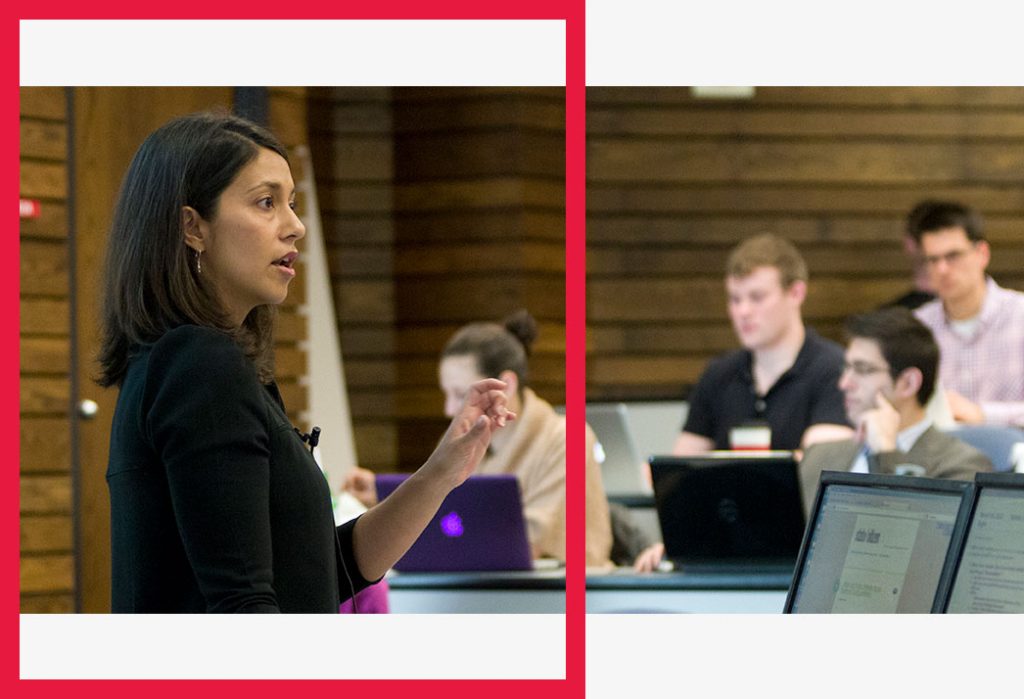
[441,309,538,392]
[845,307,939,406]
[97,111,290,387]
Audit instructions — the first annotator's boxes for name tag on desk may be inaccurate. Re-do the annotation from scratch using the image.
[729,423,771,451]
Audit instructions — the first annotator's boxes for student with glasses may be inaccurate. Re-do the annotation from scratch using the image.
[911,202,1024,427]
[798,308,992,515]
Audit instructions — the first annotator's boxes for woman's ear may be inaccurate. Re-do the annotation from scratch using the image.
[498,369,519,396]
[182,206,206,253]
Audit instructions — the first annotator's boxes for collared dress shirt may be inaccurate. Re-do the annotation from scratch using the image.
[915,277,1024,427]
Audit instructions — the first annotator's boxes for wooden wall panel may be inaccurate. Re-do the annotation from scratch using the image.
[587,87,1024,401]
[19,88,73,612]
[392,88,565,469]
[21,515,74,552]
[268,87,311,424]
[308,87,397,472]
[310,87,566,472]
[21,417,72,473]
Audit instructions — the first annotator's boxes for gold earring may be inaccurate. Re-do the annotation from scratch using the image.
[196,249,203,274]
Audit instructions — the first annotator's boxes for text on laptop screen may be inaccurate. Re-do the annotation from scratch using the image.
[945,487,1024,613]
[790,484,962,613]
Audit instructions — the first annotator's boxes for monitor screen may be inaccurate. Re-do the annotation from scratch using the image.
[944,480,1024,613]
[788,479,968,613]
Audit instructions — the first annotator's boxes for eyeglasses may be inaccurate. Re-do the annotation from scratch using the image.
[841,360,890,377]
[922,245,975,268]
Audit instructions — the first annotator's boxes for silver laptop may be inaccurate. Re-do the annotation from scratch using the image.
[586,403,652,495]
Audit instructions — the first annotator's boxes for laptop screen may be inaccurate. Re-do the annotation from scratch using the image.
[375,473,533,572]
[942,473,1024,614]
[786,474,972,613]
[587,403,651,495]
[650,454,805,565]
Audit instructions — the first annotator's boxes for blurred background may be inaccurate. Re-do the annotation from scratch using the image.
[586,86,1024,401]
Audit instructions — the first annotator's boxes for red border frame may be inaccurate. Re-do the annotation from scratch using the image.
[9,3,586,697]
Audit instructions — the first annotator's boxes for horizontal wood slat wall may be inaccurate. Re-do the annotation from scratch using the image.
[587,87,1024,401]
[393,88,566,470]
[268,87,310,425]
[19,87,74,613]
[310,88,566,472]
[308,87,398,471]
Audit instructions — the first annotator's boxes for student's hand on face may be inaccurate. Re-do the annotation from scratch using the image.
[946,389,985,425]
[859,391,900,453]
[342,466,379,508]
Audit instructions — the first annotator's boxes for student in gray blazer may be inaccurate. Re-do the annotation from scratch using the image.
[799,308,992,515]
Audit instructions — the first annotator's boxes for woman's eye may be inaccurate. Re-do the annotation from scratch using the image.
[288,200,297,211]
[258,196,274,209]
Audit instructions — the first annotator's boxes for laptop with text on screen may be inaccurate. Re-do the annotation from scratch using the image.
[375,473,533,572]
[649,454,806,572]
[938,472,1024,613]
[784,472,974,614]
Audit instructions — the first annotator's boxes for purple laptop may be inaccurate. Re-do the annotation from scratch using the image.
[375,473,533,572]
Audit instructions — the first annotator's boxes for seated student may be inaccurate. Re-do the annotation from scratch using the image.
[635,234,853,571]
[674,233,853,454]
[881,199,939,311]
[799,307,992,515]
[346,310,613,567]
[910,201,1024,426]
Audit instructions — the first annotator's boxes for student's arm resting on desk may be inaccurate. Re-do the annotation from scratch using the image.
[948,390,1024,427]
[979,399,1024,428]
[352,378,514,581]
[800,423,855,449]
[672,431,714,455]
[633,542,665,573]
[637,429,711,571]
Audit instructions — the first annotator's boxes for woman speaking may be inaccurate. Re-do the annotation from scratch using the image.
[97,112,513,612]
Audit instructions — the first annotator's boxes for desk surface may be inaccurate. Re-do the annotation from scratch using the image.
[588,567,793,591]
[385,569,566,613]
[384,567,791,614]
[387,568,565,590]
[586,566,792,613]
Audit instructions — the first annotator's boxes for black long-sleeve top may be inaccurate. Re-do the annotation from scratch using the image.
[107,325,374,612]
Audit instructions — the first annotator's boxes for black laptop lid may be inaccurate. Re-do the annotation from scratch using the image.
[649,454,805,565]
[940,472,1024,613]
[785,472,974,614]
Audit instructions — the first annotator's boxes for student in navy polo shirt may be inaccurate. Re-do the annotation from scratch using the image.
[635,234,852,572]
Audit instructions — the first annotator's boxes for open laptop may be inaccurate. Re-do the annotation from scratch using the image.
[649,454,806,572]
[375,473,533,572]
[938,472,1024,613]
[586,403,652,495]
[784,472,974,614]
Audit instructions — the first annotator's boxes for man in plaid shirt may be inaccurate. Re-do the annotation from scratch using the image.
[912,202,1024,427]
